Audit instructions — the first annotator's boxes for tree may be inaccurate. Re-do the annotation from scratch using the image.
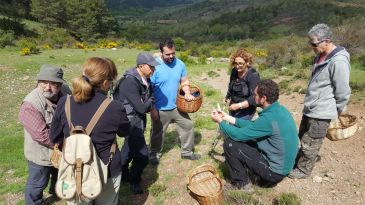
[31,0,67,28]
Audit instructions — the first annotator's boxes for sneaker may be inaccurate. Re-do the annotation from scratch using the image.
[181,153,201,160]
[149,153,161,165]
[225,182,253,192]
[130,183,143,194]
[149,157,160,165]
[288,168,308,179]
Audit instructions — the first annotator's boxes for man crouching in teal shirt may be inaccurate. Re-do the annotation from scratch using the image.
[211,79,298,190]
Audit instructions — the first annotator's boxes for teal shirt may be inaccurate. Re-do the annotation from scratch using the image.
[220,102,299,175]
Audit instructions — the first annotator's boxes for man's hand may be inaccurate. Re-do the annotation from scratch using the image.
[211,109,224,123]
[184,93,195,101]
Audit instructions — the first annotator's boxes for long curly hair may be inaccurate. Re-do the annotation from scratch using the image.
[229,48,253,67]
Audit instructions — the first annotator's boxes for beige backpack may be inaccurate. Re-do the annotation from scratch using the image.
[55,96,116,203]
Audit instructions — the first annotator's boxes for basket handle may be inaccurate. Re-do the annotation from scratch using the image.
[178,84,200,94]
[188,171,218,184]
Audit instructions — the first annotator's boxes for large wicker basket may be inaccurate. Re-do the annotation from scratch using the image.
[176,84,203,113]
[187,164,224,205]
[326,114,358,141]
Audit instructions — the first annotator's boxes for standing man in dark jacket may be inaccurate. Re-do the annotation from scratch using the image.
[114,52,159,194]
[289,23,351,179]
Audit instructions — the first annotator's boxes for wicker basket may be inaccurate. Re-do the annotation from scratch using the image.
[326,114,358,141]
[187,164,224,205]
[176,84,203,113]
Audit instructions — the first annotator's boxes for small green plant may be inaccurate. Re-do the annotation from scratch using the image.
[149,183,167,197]
[273,192,301,205]
[224,190,265,205]
[207,70,220,78]
[278,79,291,91]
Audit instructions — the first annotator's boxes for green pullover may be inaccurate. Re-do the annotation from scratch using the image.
[220,102,299,175]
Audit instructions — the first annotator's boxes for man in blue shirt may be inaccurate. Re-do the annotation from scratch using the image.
[149,38,200,165]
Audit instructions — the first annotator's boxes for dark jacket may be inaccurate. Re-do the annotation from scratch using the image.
[226,67,260,117]
[114,68,154,130]
[50,89,130,177]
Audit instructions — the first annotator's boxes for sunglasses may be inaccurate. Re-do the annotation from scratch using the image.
[308,39,326,47]
[233,62,246,66]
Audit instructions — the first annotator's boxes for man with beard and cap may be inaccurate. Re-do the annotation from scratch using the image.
[18,64,71,204]
[211,80,299,190]
[113,52,159,194]
[149,37,200,165]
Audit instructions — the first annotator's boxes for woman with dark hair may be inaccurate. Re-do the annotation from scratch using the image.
[50,57,130,205]
[225,48,260,120]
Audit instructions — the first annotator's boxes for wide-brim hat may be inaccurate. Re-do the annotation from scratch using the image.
[37,64,65,83]
[136,52,160,67]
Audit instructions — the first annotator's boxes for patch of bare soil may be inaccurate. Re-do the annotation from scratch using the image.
[204,69,365,205]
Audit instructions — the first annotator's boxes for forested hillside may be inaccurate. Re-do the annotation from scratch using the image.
[114,0,365,42]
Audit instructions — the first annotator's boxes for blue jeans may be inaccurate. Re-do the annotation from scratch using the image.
[25,161,57,205]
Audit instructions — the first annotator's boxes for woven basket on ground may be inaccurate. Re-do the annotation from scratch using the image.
[187,164,224,205]
[176,84,203,113]
[326,114,358,141]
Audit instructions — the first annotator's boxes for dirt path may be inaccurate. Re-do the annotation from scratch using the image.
[203,69,365,205]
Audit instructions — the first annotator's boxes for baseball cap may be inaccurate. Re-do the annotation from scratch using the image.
[136,52,160,67]
[37,64,65,83]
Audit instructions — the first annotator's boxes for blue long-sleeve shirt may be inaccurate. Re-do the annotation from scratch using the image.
[220,102,299,175]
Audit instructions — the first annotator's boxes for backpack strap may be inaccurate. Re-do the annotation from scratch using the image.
[65,95,75,131]
[84,97,117,165]
[85,98,112,135]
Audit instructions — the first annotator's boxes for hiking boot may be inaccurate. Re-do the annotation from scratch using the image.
[149,153,161,165]
[130,183,143,194]
[181,153,201,160]
[288,168,309,179]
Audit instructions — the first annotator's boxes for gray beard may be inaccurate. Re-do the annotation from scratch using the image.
[42,91,58,102]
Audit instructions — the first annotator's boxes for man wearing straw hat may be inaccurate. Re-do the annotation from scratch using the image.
[211,80,298,190]
[19,65,71,204]
[289,23,351,179]
[149,37,200,165]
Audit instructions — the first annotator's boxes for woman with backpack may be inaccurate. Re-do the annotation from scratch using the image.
[50,57,130,205]
[224,48,260,120]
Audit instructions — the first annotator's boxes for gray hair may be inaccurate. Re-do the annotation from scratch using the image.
[308,23,333,41]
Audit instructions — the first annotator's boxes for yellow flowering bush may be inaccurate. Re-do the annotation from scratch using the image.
[255,49,267,57]
[106,42,118,48]
[20,47,31,56]
[75,42,87,49]
[42,44,52,50]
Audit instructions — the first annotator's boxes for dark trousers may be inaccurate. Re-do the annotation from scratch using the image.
[25,160,57,205]
[223,138,284,186]
[121,129,149,184]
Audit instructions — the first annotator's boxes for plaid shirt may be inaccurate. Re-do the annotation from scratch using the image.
[18,101,54,148]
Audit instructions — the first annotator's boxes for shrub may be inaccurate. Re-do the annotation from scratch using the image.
[75,42,87,49]
[0,30,15,48]
[17,38,40,55]
[174,37,185,51]
[198,55,207,64]
[178,51,196,65]
[149,184,167,197]
[40,28,74,49]
[20,47,31,56]
[273,193,301,205]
